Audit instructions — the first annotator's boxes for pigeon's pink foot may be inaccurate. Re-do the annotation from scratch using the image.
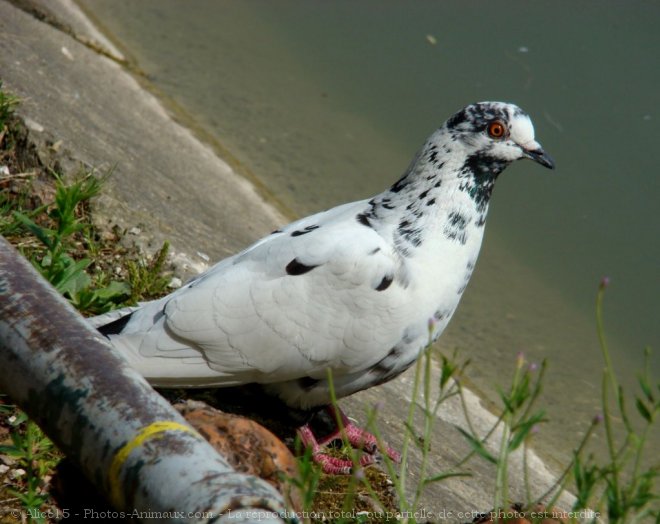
[297,406,400,474]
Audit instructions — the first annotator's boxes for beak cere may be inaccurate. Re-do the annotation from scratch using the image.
[524,146,555,170]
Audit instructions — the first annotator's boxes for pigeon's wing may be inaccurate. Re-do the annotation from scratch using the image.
[147,201,413,385]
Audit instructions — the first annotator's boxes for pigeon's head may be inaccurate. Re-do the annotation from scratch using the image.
[444,101,554,171]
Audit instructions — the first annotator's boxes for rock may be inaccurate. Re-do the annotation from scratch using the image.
[176,400,303,513]
[168,276,182,289]
[11,467,26,479]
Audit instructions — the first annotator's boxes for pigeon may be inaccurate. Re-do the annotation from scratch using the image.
[94,101,554,473]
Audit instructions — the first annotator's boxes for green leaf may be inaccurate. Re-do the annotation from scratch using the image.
[71,280,131,315]
[638,374,653,403]
[508,411,546,452]
[616,384,635,434]
[439,355,457,390]
[423,471,472,485]
[94,280,131,301]
[12,211,54,250]
[455,425,497,464]
[54,257,91,294]
[635,396,653,423]
[572,454,601,508]
[0,445,24,456]
[497,386,515,414]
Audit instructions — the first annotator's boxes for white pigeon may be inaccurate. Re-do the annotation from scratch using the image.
[94,101,554,473]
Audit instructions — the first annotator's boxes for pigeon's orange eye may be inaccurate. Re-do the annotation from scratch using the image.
[487,121,507,139]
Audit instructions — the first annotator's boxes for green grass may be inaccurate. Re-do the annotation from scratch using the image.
[0,406,60,524]
[577,281,658,522]
[0,80,19,131]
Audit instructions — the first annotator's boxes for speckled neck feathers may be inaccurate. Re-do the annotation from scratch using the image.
[356,109,514,257]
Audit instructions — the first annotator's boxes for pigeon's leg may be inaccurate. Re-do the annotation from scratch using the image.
[296,406,400,474]
[297,423,375,475]
[320,405,401,463]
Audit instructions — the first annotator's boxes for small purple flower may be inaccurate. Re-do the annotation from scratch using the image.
[593,413,604,425]
[600,276,611,289]
[528,362,538,373]
[531,424,540,435]
[516,352,525,368]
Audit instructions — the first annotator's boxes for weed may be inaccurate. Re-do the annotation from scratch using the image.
[0,412,60,523]
[11,170,132,314]
[0,80,19,131]
[5,166,172,315]
[125,239,171,303]
[291,444,322,514]
[566,280,659,522]
[396,343,472,514]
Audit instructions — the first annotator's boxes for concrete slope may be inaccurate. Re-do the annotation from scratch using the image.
[0,0,285,277]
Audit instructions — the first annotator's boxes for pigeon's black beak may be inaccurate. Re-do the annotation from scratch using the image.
[524,146,555,170]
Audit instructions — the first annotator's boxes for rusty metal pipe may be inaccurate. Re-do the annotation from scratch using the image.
[0,236,295,523]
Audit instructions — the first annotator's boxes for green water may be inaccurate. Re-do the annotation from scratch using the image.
[76,0,659,466]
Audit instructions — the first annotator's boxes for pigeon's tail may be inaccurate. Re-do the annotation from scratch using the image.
[107,335,240,388]
[89,305,141,333]
[90,305,245,389]
[97,312,136,336]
